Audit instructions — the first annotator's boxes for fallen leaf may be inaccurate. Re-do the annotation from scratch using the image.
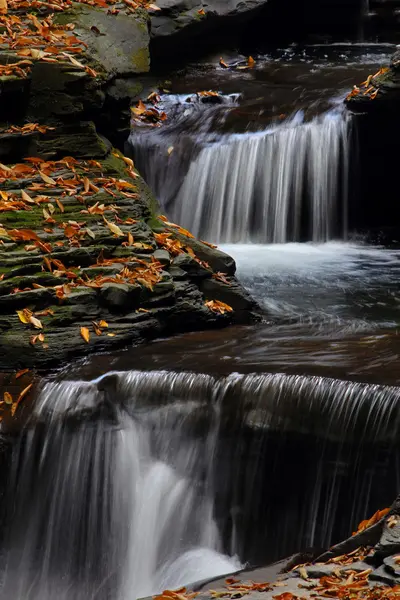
[29,316,43,329]
[104,218,124,237]
[17,309,30,324]
[11,383,33,416]
[80,326,90,343]
[39,172,56,185]
[3,391,12,404]
[16,368,30,379]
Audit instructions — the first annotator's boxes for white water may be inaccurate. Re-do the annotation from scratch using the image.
[221,242,400,325]
[171,108,350,243]
[1,382,240,600]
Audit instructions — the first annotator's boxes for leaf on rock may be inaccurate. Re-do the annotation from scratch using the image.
[4,391,12,404]
[39,171,56,185]
[80,326,90,343]
[29,316,43,329]
[104,218,124,237]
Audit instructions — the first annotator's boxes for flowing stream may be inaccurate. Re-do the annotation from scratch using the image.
[1,45,399,599]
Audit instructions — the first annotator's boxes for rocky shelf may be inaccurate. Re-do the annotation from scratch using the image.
[0,0,261,373]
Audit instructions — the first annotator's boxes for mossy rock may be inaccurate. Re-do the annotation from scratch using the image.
[55,3,150,78]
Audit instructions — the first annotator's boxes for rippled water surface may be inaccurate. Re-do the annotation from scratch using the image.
[75,242,400,385]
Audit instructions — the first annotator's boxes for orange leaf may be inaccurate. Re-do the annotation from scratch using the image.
[11,383,33,416]
[3,391,12,404]
[80,326,90,343]
[56,199,64,213]
[16,368,29,379]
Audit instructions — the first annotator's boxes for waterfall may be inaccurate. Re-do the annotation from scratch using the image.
[1,380,240,600]
[166,108,350,244]
[1,368,399,597]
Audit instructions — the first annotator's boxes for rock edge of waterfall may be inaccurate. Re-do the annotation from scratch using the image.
[149,495,400,600]
[0,2,262,372]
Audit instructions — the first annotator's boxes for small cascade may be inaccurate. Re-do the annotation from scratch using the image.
[170,108,350,244]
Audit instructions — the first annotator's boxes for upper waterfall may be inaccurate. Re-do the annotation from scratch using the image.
[170,108,351,244]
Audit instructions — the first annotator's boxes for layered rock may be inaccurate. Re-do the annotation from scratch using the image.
[0,1,261,372]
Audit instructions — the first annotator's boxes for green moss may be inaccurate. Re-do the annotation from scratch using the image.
[131,47,150,73]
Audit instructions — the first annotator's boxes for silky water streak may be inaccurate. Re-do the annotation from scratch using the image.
[171,108,351,243]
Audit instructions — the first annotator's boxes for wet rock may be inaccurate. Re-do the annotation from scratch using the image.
[153,249,171,266]
[100,283,140,311]
[172,253,212,278]
[369,564,400,585]
[150,0,268,60]
[199,278,259,313]
[383,554,400,576]
[55,4,150,77]
[374,515,400,558]
[169,230,236,275]
[169,265,188,280]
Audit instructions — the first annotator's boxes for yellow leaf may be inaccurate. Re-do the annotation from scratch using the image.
[29,316,43,329]
[86,227,96,239]
[107,332,116,337]
[21,189,35,204]
[17,310,29,324]
[148,3,161,10]
[43,208,51,220]
[99,319,108,328]
[47,203,55,215]
[121,155,134,168]
[127,232,134,246]
[39,171,56,185]
[80,326,90,343]
[83,177,90,193]
[0,0,7,14]
[167,146,174,155]
[104,218,124,237]
[4,391,12,404]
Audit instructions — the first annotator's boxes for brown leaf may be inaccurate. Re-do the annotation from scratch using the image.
[56,199,65,213]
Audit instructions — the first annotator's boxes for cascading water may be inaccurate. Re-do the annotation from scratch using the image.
[1,380,240,600]
[2,368,399,599]
[170,108,350,243]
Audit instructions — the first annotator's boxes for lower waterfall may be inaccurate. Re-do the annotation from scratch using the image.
[1,369,398,599]
[1,380,240,600]
[168,108,351,243]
